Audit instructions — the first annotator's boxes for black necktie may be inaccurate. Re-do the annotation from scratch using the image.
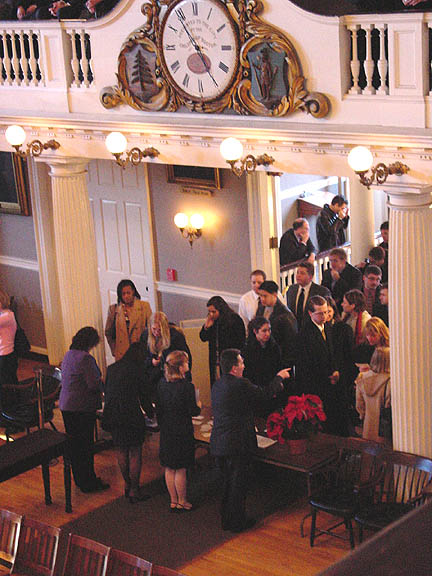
[297,288,305,327]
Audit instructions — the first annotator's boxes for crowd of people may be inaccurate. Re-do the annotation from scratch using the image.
[0,0,118,20]
[0,202,391,533]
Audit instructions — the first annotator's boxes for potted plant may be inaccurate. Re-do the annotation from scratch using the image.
[266,394,327,454]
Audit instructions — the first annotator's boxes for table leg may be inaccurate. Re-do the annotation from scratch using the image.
[64,456,72,513]
[41,462,52,505]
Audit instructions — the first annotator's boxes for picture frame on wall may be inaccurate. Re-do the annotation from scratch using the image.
[0,152,31,216]
[167,165,221,189]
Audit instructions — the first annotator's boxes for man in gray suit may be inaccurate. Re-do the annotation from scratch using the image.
[286,262,331,330]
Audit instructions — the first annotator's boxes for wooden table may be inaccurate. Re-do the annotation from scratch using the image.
[0,428,72,513]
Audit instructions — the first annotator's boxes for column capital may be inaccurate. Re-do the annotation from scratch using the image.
[382,182,432,209]
[39,156,89,177]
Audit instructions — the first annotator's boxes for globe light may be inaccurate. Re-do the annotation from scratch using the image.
[174,212,188,229]
[348,146,374,173]
[220,137,244,162]
[190,213,204,230]
[105,132,128,155]
[5,125,26,147]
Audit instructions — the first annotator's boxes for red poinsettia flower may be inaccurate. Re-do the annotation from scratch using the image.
[266,394,327,442]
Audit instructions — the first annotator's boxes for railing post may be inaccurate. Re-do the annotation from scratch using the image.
[34,368,45,429]
[348,24,361,95]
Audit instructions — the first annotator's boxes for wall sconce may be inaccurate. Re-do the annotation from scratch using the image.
[220,137,275,177]
[348,145,410,189]
[105,132,160,169]
[174,212,204,247]
[6,125,60,157]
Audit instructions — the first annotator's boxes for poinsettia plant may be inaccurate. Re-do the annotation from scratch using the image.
[266,394,327,443]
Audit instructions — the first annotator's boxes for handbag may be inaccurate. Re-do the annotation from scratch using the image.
[14,318,30,356]
[379,381,392,440]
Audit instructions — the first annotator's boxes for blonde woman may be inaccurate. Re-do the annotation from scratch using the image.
[364,316,390,349]
[0,289,18,400]
[156,351,201,511]
[355,346,391,442]
[105,279,152,361]
[141,312,192,393]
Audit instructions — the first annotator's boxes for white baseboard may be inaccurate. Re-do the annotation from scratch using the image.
[0,255,39,271]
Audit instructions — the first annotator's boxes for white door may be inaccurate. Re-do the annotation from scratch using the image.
[88,159,156,362]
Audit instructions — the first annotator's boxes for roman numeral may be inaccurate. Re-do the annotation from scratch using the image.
[192,1,198,15]
[171,60,180,73]
[165,45,176,51]
[168,25,178,33]
[221,45,232,51]
[175,7,185,20]
[182,73,190,87]
[218,61,229,73]
[198,78,203,93]
[217,23,226,33]
[207,7,212,19]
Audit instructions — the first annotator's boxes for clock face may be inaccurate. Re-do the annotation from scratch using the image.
[160,0,239,102]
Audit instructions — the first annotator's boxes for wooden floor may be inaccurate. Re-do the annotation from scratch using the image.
[0,358,350,576]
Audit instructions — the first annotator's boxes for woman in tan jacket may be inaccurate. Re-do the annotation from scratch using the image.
[355,346,391,442]
[105,279,152,360]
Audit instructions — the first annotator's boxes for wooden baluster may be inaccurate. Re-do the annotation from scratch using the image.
[348,25,361,95]
[69,30,80,87]
[10,31,21,85]
[376,24,388,95]
[2,30,12,85]
[28,30,38,86]
[79,30,90,87]
[20,30,30,86]
[363,24,375,95]
[0,33,4,86]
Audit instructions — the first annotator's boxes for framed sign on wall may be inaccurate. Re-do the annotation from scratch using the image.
[0,152,31,216]
[167,165,221,189]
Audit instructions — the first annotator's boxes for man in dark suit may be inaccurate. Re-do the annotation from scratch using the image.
[316,195,349,252]
[321,247,363,310]
[279,218,316,267]
[210,348,283,533]
[296,296,343,435]
[256,280,297,367]
[362,264,382,315]
[286,262,331,330]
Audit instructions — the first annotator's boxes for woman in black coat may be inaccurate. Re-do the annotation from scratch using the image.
[242,317,291,415]
[156,350,201,511]
[199,296,246,387]
[326,297,357,436]
[103,342,154,503]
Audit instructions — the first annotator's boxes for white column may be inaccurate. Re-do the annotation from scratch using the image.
[246,171,280,281]
[386,183,432,457]
[46,157,106,373]
[348,176,375,264]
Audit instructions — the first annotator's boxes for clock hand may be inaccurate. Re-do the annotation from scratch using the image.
[176,13,219,88]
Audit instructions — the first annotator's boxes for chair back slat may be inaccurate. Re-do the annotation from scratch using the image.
[106,548,152,576]
[11,517,60,576]
[0,509,22,566]
[62,534,110,576]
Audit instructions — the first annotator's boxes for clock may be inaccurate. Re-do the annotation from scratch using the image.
[160,0,239,102]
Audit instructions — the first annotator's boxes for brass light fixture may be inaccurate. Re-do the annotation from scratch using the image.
[105,132,160,169]
[174,212,204,247]
[5,125,60,157]
[348,146,410,189]
[220,137,275,177]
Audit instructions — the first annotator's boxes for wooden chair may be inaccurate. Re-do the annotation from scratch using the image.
[0,509,22,570]
[151,566,186,576]
[106,549,152,576]
[11,517,61,576]
[62,534,110,576]
[355,449,432,542]
[309,437,387,549]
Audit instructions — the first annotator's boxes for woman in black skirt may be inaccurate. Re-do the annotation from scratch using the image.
[103,342,154,503]
[156,350,201,511]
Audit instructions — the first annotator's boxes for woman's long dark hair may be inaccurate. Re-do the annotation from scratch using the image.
[116,279,141,304]
[70,327,100,351]
[206,296,234,321]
